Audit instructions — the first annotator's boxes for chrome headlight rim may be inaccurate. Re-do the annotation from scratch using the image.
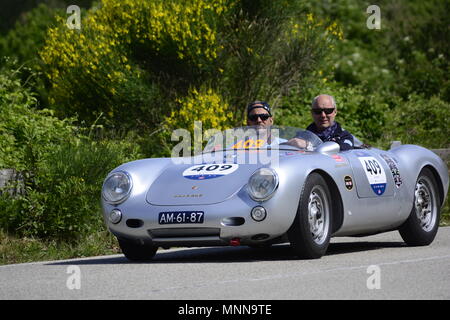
[247,167,279,202]
[102,170,133,205]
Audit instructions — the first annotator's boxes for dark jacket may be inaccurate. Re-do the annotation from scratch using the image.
[306,122,354,151]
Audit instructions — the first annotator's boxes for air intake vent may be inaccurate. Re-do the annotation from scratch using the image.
[221,217,245,226]
[148,228,220,238]
[126,219,144,228]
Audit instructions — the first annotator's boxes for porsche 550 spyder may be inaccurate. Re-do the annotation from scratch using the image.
[101,126,449,261]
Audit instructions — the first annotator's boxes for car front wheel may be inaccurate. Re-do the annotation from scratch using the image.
[118,238,158,261]
[288,173,332,259]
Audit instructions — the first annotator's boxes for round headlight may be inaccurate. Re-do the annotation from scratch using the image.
[102,171,132,204]
[247,167,279,201]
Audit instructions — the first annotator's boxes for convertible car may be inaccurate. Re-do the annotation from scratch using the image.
[101,126,449,261]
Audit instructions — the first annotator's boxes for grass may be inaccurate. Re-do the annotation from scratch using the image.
[0,228,121,265]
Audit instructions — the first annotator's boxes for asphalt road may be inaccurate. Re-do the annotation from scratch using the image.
[1,227,450,300]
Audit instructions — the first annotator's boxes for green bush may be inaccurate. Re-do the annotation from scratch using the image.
[40,0,233,128]
[382,94,450,149]
[216,2,343,121]
[0,58,75,171]
[0,4,62,66]
[0,60,143,240]
[307,0,449,101]
[39,0,341,131]
[1,136,143,240]
[0,4,66,107]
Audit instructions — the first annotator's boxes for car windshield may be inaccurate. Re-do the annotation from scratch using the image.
[203,125,323,153]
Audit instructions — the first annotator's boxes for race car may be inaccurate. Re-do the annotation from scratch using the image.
[101,125,449,261]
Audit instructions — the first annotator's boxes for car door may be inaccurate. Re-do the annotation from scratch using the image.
[347,149,395,198]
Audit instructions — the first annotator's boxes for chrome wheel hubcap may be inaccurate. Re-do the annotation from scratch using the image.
[308,186,329,245]
[414,177,436,232]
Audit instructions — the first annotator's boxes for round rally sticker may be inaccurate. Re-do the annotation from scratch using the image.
[358,156,387,195]
[183,164,239,180]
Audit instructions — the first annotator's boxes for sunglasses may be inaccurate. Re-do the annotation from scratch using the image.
[312,108,335,115]
[248,113,271,121]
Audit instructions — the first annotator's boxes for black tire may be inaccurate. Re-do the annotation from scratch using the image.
[118,238,158,261]
[288,173,333,259]
[399,167,441,246]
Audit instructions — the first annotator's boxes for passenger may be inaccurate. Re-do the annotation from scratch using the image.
[306,94,354,151]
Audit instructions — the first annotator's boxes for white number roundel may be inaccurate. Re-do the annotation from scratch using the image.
[358,157,386,184]
[183,164,239,180]
[358,156,387,195]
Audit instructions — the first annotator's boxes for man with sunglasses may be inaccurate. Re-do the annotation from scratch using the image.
[246,101,274,127]
[306,94,354,151]
[247,101,310,149]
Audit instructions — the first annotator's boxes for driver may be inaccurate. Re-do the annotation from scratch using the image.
[246,101,310,149]
[246,101,274,127]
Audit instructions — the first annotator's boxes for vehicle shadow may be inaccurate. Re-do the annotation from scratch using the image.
[46,240,406,266]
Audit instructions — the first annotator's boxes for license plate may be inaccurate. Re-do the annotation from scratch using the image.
[158,211,204,225]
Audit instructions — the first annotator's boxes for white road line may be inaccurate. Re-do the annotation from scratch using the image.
[0,248,187,268]
[0,254,123,269]
[147,254,450,295]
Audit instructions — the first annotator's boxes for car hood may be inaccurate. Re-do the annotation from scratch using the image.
[146,160,259,205]
[145,148,310,205]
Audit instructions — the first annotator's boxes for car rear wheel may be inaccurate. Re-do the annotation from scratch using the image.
[118,238,158,261]
[288,173,332,259]
[399,167,441,246]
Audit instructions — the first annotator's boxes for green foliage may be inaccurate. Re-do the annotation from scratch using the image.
[0,62,143,239]
[383,95,450,149]
[39,0,340,130]
[40,0,234,128]
[0,1,95,35]
[380,0,449,100]
[216,2,343,121]
[0,58,76,171]
[0,4,62,66]
[0,4,65,107]
[0,135,143,240]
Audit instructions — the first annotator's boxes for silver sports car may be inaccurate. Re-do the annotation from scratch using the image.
[101,126,449,261]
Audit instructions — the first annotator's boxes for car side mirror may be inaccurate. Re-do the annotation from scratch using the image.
[316,141,340,155]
